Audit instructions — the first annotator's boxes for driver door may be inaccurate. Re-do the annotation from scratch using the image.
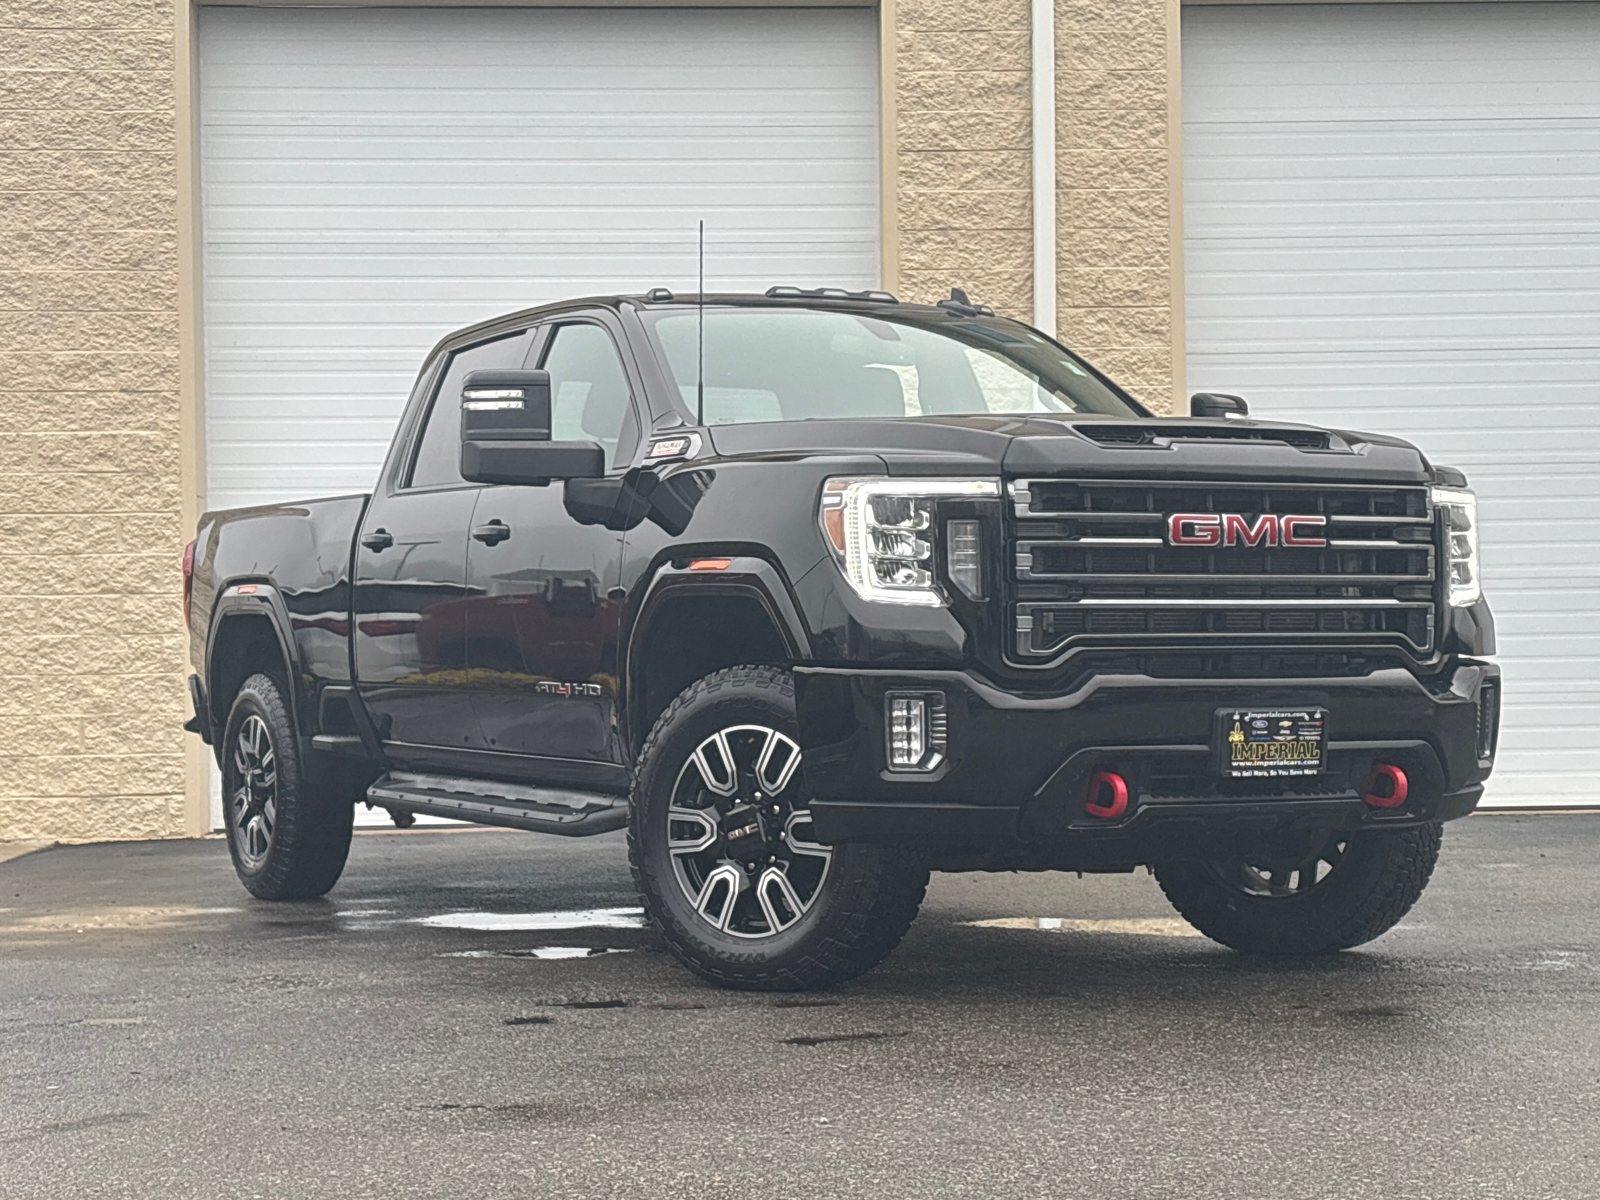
[464,314,644,787]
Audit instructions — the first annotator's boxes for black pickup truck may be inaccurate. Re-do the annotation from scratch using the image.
[184,287,1499,990]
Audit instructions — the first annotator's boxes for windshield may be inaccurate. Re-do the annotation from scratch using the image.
[641,307,1142,424]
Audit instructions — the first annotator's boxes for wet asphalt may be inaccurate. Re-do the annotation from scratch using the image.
[1,813,1596,1200]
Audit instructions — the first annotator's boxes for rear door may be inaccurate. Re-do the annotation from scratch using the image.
[463,314,644,787]
[353,329,532,761]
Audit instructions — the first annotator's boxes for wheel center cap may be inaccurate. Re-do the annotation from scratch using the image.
[721,803,770,864]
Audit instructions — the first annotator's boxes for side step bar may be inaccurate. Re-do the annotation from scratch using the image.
[366,771,628,838]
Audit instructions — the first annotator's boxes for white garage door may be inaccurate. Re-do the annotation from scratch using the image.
[198,5,879,512]
[1183,3,1600,806]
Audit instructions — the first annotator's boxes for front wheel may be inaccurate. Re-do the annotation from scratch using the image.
[1155,823,1442,956]
[628,666,928,991]
[221,672,354,900]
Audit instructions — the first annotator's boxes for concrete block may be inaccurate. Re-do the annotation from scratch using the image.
[900,148,1031,192]
[0,27,174,72]
[0,310,179,355]
[899,0,1029,33]
[1061,266,1172,310]
[0,353,179,393]
[0,549,175,595]
[1060,186,1169,229]
[900,226,1039,273]
[1058,303,1172,346]
[1060,106,1170,152]
[1056,148,1170,192]
[898,30,1029,73]
[0,108,177,154]
[0,389,182,436]
[0,471,182,515]
[9,269,177,312]
[898,108,1030,152]
[900,187,1031,231]
[1057,223,1171,271]
[901,69,1031,111]
[0,67,175,112]
[1058,69,1168,112]
[0,0,169,30]
[0,148,176,192]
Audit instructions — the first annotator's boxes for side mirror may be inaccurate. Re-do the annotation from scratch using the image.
[1190,392,1249,419]
[458,368,605,485]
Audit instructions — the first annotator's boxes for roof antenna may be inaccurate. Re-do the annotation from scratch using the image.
[697,219,705,427]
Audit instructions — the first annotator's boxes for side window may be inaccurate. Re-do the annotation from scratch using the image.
[408,331,528,488]
[540,323,636,470]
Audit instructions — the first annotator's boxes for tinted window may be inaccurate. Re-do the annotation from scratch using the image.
[541,323,635,470]
[641,308,1139,423]
[408,331,529,488]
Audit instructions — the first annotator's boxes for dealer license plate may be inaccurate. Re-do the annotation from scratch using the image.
[1215,708,1326,778]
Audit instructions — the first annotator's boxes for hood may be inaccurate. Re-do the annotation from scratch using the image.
[706,414,1436,485]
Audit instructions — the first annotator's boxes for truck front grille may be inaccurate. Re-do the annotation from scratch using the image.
[1008,479,1435,662]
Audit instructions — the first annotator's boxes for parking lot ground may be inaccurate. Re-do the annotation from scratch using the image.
[2,812,1597,1200]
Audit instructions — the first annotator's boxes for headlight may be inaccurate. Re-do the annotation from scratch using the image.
[1431,486,1480,607]
[819,477,1000,606]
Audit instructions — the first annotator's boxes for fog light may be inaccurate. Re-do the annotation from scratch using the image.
[885,691,946,772]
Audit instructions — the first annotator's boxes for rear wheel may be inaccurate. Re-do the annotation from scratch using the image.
[1155,823,1442,956]
[221,673,354,900]
[629,666,928,991]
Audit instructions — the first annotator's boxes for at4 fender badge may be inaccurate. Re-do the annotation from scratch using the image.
[535,680,604,697]
[1166,512,1327,548]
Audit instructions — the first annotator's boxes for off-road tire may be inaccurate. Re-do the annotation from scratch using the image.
[221,672,354,900]
[1155,823,1443,956]
[628,665,929,991]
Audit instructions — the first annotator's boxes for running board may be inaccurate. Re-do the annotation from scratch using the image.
[365,771,627,837]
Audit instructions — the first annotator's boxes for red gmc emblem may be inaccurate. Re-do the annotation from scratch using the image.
[1166,512,1327,548]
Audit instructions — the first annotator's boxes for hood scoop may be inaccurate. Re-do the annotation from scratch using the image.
[1077,423,1339,452]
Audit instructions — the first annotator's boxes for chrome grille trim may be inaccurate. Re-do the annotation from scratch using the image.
[1008,478,1436,662]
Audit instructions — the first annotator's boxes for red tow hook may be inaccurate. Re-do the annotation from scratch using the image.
[1363,764,1409,809]
[1085,770,1130,820]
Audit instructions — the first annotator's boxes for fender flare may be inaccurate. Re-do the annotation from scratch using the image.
[203,580,306,736]
[621,554,812,749]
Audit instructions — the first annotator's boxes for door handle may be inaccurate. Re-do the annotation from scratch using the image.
[472,520,511,546]
[361,528,394,552]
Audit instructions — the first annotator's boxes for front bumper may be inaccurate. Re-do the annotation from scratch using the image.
[794,659,1499,869]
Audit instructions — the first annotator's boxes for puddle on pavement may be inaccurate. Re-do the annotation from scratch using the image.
[415,907,646,932]
[438,947,633,960]
[965,916,1203,938]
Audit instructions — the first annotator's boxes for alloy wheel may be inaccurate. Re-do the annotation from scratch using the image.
[230,714,277,869]
[666,724,832,939]
[1217,838,1350,899]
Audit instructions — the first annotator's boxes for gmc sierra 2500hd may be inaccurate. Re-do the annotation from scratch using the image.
[184,287,1499,990]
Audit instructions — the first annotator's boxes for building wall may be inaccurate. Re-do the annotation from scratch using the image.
[895,0,1181,411]
[0,0,1183,844]
[1056,0,1180,412]
[895,0,1034,319]
[0,0,191,841]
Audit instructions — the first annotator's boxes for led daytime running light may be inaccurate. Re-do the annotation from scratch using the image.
[820,477,1000,606]
[1431,485,1481,608]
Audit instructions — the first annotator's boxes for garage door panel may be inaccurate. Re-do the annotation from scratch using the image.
[200,5,879,514]
[1184,3,1600,807]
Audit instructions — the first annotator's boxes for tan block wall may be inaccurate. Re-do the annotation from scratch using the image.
[0,0,189,841]
[895,0,1034,319]
[894,0,1180,410]
[1054,0,1180,411]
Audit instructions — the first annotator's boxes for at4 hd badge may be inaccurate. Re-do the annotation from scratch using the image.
[1215,707,1327,778]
